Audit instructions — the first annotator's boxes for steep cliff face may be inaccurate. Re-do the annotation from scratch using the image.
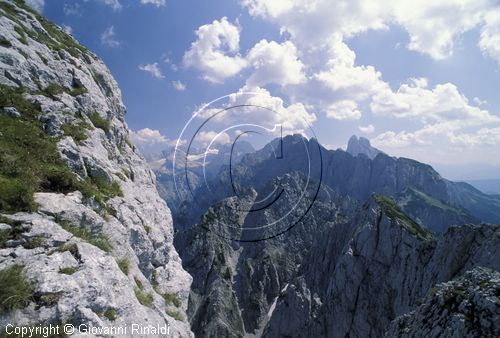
[384,267,500,338]
[263,197,499,337]
[0,1,192,336]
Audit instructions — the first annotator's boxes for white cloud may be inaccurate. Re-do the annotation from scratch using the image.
[139,63,165,79]
[129,128,179,155]
[197,131,231,145]
[246,39,306,86]
[62,25,73,35]
[359,124,375,133]
[479,8,500,65]
[140,0,166,6]
[25,0,44,12]
[183,17,247,83]
[196,85,317,134]
[130,128,170,145]
[100,26,121,48]
[370,78,499,126]
[241,0,500,62]
[99,0,122,11]
[172,80,186,91]
[324,100,361,121]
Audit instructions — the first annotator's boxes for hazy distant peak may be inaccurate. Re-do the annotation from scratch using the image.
[347,135,384,160]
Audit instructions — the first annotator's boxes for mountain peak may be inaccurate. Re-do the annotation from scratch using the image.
[347,135,383,160]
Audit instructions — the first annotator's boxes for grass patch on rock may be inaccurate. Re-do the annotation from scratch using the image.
[88,112,110,133]
[59,220,112,253]
[59,266,77,275]
[134,287,153,307]
[374,194,433,241]
[0,264,34,313]
[117,258,129,275]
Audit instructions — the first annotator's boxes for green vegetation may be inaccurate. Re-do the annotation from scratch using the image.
[166,309,183,321]
[23,236,46,249]
[88,112,110,133]
[407,187,467,215]
[59,221,112,252]
[55,243,80,261]
[117,258,129,275]
[0,36,12,47]
[0,0,87,58]
[37,16,87,58]
[134,287,153,307]
[103,308,117,321]
[0,265,34,313]
[0,86,123,214]
[162,292,181,308]
[134,277,144,290]
[69,86,88,97]
[40,83,65,98]
[61,122,90,144]
[59,266,77,275]
[0,85,91,213]
[374,194,433,241]
[14,25,27,44]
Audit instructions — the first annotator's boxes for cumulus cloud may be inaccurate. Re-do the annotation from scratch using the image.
[140,0,166,6]
[139,63,165,79]
[172,80,186,91]
[246,39,306,86]
[324,100,361,121]
[196,85,317,135]
[479,8,500,65]
[129,128,180,155]
[370,78,499,126]
[359,124,375,134]
[241,0,500,62]
[197,131,231,145]
[100,26,121,48]
[183,17,247,83]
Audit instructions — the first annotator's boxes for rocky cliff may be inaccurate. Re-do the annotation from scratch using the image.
[0,1,192,336]
[346,135,383,160]
[166,135,499,337]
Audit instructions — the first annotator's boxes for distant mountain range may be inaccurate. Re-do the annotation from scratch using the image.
[152,134,500,337]
[466,179,500,195]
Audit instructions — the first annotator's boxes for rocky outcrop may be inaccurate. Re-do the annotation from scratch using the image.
[0,1,192,336]
[385,267,500,338]
[262,198,499,338]
[346,135,383,160]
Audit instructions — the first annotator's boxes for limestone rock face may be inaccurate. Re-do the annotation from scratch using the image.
[0,1,192,336]
[384,267,500,338]
[346,135,383,160]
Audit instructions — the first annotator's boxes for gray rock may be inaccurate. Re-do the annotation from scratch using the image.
[346,135,383,160]
[2,106,20,117]
[0,2,193,336]
[384,267,500,338]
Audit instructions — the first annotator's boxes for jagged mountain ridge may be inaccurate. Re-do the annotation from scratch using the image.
[0,1,192,336]
[160,134,500,337]
[172,134,500,234]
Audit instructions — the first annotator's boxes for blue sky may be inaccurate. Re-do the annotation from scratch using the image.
[36,0,500,180]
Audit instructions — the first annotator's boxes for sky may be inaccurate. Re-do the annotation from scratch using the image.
[32,0,500,180]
